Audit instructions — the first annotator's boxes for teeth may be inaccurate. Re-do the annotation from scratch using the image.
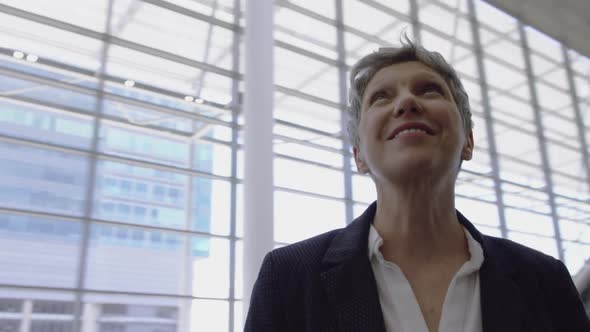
[394,128,426,139]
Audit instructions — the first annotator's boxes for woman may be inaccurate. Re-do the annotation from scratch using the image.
[245,39,590,332]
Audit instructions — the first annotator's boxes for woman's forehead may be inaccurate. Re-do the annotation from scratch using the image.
[367,61,447,90]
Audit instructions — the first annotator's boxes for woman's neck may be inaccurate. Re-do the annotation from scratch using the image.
[372,179,467,265]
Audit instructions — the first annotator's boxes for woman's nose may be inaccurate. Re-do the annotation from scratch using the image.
[394,93,420,117]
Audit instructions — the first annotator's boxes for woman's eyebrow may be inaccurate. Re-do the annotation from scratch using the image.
[364,79,390,98]
[411,72,445,83]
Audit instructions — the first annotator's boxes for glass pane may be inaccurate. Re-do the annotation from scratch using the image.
[162,0,235,23]
[189,299,229,332]
[0,319,19,331]
[93,160,230,235]
[0,13,103,72]
[275,157,344,197]
[274,141,344,169]
[420,1,472,44]
[0,214,81,288]
[502,183,550,214]
[563,241,590,275]
[345,31,383,66]
[275,47,339,103]
[287,0,336,19]
[0,99,93,150]
[421,31,473,66]
[84,293,199,332]
[0,142,89,216]
[352,174,376,204]
[98,122,190,167]
[560,218,590,242]
[113,2,234,71]
[0,73,97,112]
[234,300,243,332]
[494,122,546,186]
[33,300,75,314]
[525,26,562,60]
[275,6,338,59]
[86,224,229,298]
[274,122,343,150]
[93,161,187,227]
[455,197,500,227]
[0,298,23,312]
[505,208,555,237]
[106,45,233,103]
[343,0,409,35]
[274,190,345,243]
[274,92,342,134]
[234,240,243,300]
[2,0,107,32]
[475,0,517,33]
[456,174,497,203]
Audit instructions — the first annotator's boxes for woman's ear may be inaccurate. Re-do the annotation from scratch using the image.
[353,146,370,174]
[461,131,474,161]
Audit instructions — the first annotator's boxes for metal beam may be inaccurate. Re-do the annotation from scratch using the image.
[518,22,564,261]
[228,0,241,329]
[141,0,237,31]
[409,0,422,43]
[335,0,354,224]
[467,0,508,237]
[72,0,114,330]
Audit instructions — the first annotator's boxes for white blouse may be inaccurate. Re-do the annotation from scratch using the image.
[368,225,484,332]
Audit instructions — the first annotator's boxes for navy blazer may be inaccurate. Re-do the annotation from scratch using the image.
[245,202,590,331]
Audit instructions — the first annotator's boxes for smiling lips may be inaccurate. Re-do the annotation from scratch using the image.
[387,122,434,140]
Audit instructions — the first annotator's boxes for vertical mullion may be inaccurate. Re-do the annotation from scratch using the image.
[335,0,353,224]
[409,0,422,43]
[228,0,242,330]
[467,0,508,238]
[72,0,115,331]
[518,23,565,261]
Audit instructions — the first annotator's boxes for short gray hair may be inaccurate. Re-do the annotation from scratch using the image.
[347,37,473,148]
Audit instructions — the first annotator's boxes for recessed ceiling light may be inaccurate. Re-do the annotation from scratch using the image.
[194,98,204,104]
[13,51,24,59]
[25,54,38,62]
[184,96,194,102]
[124,80,135,87]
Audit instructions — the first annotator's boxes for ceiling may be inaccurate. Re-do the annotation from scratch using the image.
[484,0,590,58]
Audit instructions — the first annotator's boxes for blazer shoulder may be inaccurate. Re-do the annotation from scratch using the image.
[482,235,590,329]
[483,234,562,270]
[270,228,343,271]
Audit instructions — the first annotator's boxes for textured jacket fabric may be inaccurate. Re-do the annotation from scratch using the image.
[244,202,590,332]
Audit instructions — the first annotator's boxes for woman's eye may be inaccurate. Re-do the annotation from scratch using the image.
[420,83,444,96]
[370,91,389,105]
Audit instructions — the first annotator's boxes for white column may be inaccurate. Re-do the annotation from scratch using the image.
[242,0,274,323]
[19,299,32,332]
[81,302,98,332]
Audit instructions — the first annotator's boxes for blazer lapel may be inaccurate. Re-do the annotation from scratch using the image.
[320,202,386,332]
[479,263,525,332]
[458,211,525,332]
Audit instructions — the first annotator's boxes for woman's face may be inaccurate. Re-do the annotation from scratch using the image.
[353,61,473,184]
